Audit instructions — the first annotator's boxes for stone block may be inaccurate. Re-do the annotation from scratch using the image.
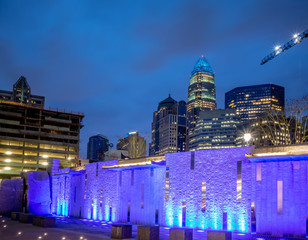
[19,213,33,223]
[11,212,22,221]
[33,215,55,228]
[137,226,159,240]
[169,228,193,240]
[207,230,232,240]
[111,224,132,239]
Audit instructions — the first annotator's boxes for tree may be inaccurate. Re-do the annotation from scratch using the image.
[256,94,308,146]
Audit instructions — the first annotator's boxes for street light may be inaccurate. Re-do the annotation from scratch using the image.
[244,133,252,142]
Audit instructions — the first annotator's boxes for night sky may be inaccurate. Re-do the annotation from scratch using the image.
[0,0,307,157]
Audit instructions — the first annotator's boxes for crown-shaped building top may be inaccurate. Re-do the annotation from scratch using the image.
[191,56,214,77]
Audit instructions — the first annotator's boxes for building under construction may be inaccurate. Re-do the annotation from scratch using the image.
[0,77,84,179]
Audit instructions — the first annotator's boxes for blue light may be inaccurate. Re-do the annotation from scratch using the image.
[105,205,109,221]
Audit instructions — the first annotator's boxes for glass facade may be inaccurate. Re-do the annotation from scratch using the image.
[225,84,285,121]
[187,57,217,149]
[87,134,109,163]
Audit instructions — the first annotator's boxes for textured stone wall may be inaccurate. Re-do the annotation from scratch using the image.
[164,147,253,232]
[251,160,308,238]
[0,179,23,215]
[50,146,308,237]
[23,171,51,215]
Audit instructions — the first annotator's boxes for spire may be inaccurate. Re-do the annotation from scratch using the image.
[191,56,214,77]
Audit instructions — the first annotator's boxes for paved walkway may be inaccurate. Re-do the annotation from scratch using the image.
[0,215,305,240]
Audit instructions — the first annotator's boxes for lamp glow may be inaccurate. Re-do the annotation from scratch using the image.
[42,155,48,158]
[4,159,11,162]
[42,162,48,166]
[4,167,11,170]
[5,151,12,155]
[244,133,252,142]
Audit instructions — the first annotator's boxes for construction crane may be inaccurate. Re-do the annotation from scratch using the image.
[261,29,308,65]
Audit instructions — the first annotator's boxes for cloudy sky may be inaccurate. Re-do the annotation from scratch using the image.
[0,0,307,157]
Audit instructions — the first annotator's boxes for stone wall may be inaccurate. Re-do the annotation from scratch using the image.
[22,171,51,215]
[0,178,23,215]
[251,159,308,238]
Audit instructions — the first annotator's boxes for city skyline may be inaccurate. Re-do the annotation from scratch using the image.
[0,1,307,157]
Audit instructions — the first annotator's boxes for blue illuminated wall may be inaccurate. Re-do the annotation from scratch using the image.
[50,146,308,238]
[163,148,252,232]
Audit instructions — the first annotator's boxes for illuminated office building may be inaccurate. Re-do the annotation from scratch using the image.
[0,76,45,106]
[0,78,84,179]
[187,56,216,149]
[190,109,240,150]
[87,134,109,163]
[117,132,146,158]
[149,95,187,155]
[225,84,284,121]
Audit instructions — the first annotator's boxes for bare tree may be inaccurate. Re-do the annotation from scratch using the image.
[256,94,308,146]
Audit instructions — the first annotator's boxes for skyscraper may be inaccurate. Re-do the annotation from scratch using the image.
[225,84,285,121]
[117,132,146,158]
[149,95,187,156]
[87,134,109,163]
[190,109,240,150]
[187,56,217,149]
[0,76,45,106]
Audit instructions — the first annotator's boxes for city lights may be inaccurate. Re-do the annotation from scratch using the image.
[243,133,252,142]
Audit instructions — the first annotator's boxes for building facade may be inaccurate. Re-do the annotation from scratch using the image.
[190,109,240,150]
[117,132,146,158]
[0,76,45,106]
[51,144,308,238]
[87,134,109,163]
[149,95,187,155]
[187,56,217,149]
[225,84,284,122]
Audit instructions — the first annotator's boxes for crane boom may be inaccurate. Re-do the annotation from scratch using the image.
[261,29,308,65]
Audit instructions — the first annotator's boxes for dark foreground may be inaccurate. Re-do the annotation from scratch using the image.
[0,215,305,240]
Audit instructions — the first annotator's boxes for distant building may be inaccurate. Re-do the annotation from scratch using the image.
[104,149,128,161]
[0,76,45,106]
[187,56,217,149]
[0,76,83,179]
[87,134,109,163]
[117,132,146,158]
[225,84,284,122]
[190,109,240,150]
[149,95,187,156]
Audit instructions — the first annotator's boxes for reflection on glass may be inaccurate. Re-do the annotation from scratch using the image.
[277,180,283,214]
[256,162,262,181]
[237,161,242,202]
[191,152,195,170]
[165,166,169,201]
[201,182,206,212]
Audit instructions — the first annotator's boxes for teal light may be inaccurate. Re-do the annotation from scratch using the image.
[105,205,109,221]
[191,56,214,77]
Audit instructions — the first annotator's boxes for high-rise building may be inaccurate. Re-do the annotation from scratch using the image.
[87,134,109,163]
[117,132,146,158]
[0,76,45,106]
[187,56,217,149]
[190,109,240,150]
[225,84,285,122]
[0,77,83,179]
[149,95,187,156]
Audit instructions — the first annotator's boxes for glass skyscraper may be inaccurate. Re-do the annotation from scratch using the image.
[87,134,109,163]
[225,84,285,121]
[187,56,217,149]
